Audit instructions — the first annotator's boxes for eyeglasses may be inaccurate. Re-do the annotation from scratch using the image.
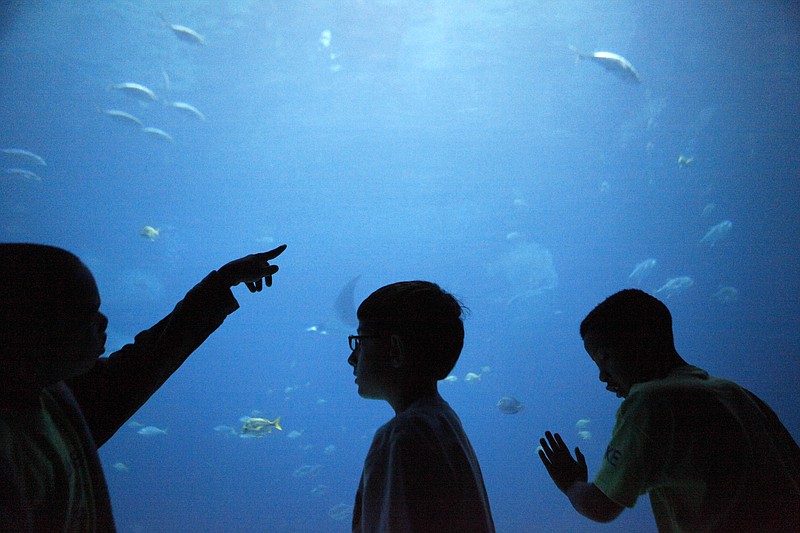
[348,335,381,351]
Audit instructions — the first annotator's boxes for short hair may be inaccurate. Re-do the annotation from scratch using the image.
[357,281,465,380]
[0,243,95,355]
[580,289,675,354]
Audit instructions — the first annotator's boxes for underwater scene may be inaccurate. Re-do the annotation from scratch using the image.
[1,1,798,531]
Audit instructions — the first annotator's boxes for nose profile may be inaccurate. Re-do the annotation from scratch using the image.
[348,350,357,367]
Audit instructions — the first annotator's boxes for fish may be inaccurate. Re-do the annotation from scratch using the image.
[575,418,591,428]
[100,108,143,127]
[168,101,206,121]
[111,462,129,472]
[655,276,694,299]
[335,275,360,327]
[140,226,159,241]
[569,46,641,83]
[141,127,174,143]
[497,396,524,415]
[1,148,46,166]
[577,430,592,440]
[700,220,732,246]
[3,168,42,182]
[160,15,206,45]
[137,426,167,436]
[307,274,360,335]
[678,155,694,168]
[213,425,237,436]
[464,372,482,382]
[628,258,656,286]
[712,286,739,303]
[443,375,458,383]
[241,416,282,437]
[110,82,157,101]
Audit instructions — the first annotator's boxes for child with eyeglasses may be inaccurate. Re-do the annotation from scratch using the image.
[347,280,495,533]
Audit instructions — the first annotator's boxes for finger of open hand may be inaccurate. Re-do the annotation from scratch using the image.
[261,244,287,260]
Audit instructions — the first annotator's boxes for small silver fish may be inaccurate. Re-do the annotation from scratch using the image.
[700,220,732,246]
[569,46,641,83]
[628,258,656,286]
[4,168,42,182]
[141,127,174,143]
[655,276,694,299]
[160,15,206,45]
[110,82,157,101]
[1,148,46,166]
[137,426,167,436]
[101,109,144,127]
[169,101,206,121]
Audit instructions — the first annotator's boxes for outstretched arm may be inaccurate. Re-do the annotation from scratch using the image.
[538,431,624,523]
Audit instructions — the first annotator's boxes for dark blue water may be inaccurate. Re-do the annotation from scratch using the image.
[1,2,798,531]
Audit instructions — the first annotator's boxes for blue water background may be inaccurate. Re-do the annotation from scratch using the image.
[1,2,798,531]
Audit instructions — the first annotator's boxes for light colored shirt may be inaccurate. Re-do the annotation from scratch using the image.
[352,395,495,533]
[594,365,800,532]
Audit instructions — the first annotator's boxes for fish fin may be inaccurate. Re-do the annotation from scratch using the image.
[568,45,584,62]
[334,275,360,327]
[274,416,282,431]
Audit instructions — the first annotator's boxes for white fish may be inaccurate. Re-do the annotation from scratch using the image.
[628,258,656,286]
[169,101,206,121]
[4,168,42,182]
[137,426,167,436]
[101,109,143,127]
[700,220,732,246]
[1,148,46,166]
[111,462,129,472]
[655,276,694,299]
[141,127,174,143]
[110,82,157,101]
[575,418,591,429]
[160,15,206,45]
[569,46,641,83]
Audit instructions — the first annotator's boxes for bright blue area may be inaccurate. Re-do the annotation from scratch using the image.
[1,2,798,531]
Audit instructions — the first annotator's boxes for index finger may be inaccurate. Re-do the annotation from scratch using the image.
[258,244,287,261]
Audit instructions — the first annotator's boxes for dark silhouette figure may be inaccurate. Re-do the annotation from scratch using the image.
[538,289,800,532]
[348,281,495,533]
[0,242,286,532]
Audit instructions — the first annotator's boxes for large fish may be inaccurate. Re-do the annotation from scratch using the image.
[569,46,641,83]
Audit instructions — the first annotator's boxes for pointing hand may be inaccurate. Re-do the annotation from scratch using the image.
[218,244,287,292]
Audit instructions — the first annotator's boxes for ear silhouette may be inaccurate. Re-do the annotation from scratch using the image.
[389,334,405,368]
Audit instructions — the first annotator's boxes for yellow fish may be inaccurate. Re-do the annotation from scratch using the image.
[140,226,159,241]
[241,416,282,437]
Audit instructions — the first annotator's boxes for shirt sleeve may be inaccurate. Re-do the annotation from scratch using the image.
[66,270,239,446]
[593,393,671,508]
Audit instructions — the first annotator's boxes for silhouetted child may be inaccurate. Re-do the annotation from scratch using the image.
[538,289,800,532]
[348,281,495,533]
[0,242,286,532]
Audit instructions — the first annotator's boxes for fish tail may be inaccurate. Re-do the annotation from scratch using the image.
[568,45,584,63]
[274,416,282,431]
